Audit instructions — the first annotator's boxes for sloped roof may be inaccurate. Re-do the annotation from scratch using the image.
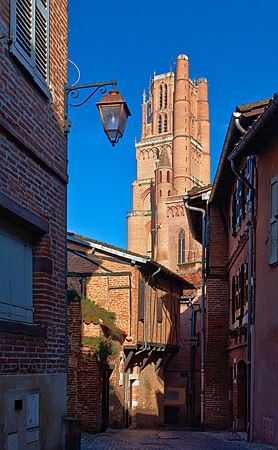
[67,232,195,289]
[210,95,273,203]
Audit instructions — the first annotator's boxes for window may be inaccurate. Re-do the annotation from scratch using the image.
[0,218,33,323]
[245,157,254,204]
[167,171,170,183]
[146,102,151,124]
[178,229,185,264]
[158,115,162,133]
[138,277,145,322]
[231,264,246,323]
[159,171,162,183]
[10,0,50,95]
[269,175,278,265]
[231,177,245,236]
[164,115,168,132]
[164,84,168,108]
[159,85,163,109]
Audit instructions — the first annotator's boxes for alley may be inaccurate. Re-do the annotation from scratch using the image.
[81,429,277,450]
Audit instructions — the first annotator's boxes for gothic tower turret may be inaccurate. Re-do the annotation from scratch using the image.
[127,55,210,274]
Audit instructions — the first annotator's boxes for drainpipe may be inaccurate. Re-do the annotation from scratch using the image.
[183,196,206,431]
[228,114,255,442]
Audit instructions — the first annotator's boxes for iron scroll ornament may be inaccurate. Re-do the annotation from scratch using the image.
[64,79,117,134]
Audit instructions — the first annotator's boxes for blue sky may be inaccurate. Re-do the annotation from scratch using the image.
[67,0,278,249]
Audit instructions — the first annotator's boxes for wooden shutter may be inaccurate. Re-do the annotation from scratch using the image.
[231,276,235,324]
[0,219,33,323]
[138,277,145,322]
[10,0,49,90]
[232,192,237,236]
[35,0,48,81]
[269,175,278,265]
[157,294,162,323]
[10,0,34,70]
[245,157,253,204]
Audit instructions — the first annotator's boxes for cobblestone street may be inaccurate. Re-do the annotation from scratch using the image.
[81,428,277,450]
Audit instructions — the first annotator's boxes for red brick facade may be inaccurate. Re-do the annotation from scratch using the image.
[187,95,278,443]
[0,0,68,448]
[127,54,210,274]
[67,233,192,432]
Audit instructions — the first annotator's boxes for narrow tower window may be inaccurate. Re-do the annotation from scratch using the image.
[158,115,162,133]
[164,115,168,132]
[167,171,170,182]
[178,229,185,264]
[146,102,151,124]
[164,84,168,107]
[159,85,163,109]
[159,171,162,183]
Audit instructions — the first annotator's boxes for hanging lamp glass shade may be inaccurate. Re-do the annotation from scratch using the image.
[96,90,131,146]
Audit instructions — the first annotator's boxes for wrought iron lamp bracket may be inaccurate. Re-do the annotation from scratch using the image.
[64,79,117,134]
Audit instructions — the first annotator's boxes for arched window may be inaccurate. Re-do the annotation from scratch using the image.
[167,171,170,182]
[159,171,162,183]
[159,85,163,109]
[146,102,151,124]
[164,115,167,132]
[178,229,185,264]
[168,190,171,196]
[164,84,168,107]
[160,190,162,198]
[158,115,162,133]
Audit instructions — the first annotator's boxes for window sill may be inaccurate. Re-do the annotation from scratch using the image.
[0,320,47,338]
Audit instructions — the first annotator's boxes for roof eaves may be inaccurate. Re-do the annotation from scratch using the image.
[228,93,278,161]
[67,234,149,265]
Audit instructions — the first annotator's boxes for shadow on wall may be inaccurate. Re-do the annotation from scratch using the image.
[164,298,202,427]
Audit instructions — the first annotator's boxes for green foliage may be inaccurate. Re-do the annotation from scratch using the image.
[82,297,124,339]
[82,336,117,362]
[227,328,238,338]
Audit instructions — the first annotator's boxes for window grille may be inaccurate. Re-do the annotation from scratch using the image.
[164,84,167,108]
[159,85,163,109]
[158,115,162,133]
[164,115,167,132]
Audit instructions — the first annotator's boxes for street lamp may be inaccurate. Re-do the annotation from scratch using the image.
[96,90,131,147]
[64,80,131,146]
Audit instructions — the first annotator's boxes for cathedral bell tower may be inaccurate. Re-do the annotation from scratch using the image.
[127,55,210,274]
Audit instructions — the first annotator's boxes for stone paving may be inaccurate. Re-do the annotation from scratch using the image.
[81,428,278,450]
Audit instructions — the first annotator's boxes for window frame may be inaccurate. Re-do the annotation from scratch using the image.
[178,229,185,265]
[0,218,33,324]
[269,175,278,265]
[10,0,50,97]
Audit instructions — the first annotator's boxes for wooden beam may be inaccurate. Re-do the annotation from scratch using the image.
[124,350,135,372]
[140,348,155,371]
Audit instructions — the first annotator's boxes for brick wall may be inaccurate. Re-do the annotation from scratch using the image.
[0,0,68,376]
[205,204,230,430]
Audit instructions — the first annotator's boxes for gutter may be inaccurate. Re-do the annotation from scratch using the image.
[67,234,149,264]
[228,93,278,161]
[228,113,256,443]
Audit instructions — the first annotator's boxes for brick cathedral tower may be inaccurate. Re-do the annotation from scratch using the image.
[127,54,210,274]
